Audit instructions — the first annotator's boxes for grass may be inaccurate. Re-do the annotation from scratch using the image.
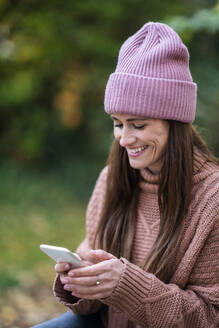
[0,162,88,291]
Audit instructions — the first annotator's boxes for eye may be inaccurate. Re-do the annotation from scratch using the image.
[134,124,146,129]
[114,124,123,128]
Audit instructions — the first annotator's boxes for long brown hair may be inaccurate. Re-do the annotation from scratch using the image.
[94,121,218,282]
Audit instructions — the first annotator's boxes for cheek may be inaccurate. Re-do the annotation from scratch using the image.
[114,129,120,140]
[151,127,169,149]
[154,135,168,158]
[148,136,165,157]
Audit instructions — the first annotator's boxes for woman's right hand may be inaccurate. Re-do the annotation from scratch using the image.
[55,255,93,285]
[54,238,108,284]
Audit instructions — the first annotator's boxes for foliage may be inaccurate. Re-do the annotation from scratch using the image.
[167,4,219,35]
[0,0,218,169]
[166,4,219,154]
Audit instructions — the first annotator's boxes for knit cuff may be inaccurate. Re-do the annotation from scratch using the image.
[104,72,197,123]
[101,258,154,313]
[53,274,103,315]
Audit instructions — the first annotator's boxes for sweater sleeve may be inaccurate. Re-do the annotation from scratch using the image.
[101,214,219,327]
[53,167,108,315]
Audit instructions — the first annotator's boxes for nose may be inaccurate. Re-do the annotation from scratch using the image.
[118,128,136,147]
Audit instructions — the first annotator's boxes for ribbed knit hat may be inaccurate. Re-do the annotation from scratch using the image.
[104,22,197,123]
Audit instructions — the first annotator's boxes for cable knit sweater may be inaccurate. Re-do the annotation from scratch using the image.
[53,148,219,328]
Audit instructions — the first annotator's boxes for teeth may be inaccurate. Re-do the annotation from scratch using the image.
[129,146,147,154]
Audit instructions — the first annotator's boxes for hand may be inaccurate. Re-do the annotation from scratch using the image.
[54,249,95,282]
[55,258,93,276]
[60,249,124,300]
[75,239,103,265]
[55,262,72,275]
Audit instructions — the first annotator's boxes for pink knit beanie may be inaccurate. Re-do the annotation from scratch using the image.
[104,22,197,122]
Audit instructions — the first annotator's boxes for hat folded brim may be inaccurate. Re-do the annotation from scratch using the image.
[104,72,197,123]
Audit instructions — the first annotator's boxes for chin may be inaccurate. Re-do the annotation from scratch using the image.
[129,160,147,170]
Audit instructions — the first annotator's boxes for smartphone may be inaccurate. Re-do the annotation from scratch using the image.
[40,244,83,268]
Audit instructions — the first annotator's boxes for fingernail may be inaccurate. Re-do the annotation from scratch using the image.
[68,271,74,277]
[65,264,70,270]
[62,278,68,283]
[64,285,70,290]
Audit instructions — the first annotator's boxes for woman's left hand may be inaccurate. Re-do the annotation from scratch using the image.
[60,249,124,300]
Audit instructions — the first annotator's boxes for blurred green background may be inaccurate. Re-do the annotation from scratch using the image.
[0,0,219,326]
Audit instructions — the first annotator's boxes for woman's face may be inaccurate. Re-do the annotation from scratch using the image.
[111,114,169,174]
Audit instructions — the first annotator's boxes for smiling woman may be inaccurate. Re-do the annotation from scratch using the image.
[33,22,219,328]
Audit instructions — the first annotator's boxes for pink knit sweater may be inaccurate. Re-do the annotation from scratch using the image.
[54,149,219,327]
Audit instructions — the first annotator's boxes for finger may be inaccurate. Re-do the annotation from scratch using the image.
[60,273,69,283]
[55,262,71,273]
[82,260,94,266]
[68,259,113,277]
[63,283,111,296]
[89,249,117,261]
[61,275,98,287]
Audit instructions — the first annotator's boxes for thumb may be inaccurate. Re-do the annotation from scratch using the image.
[89,249,117,262]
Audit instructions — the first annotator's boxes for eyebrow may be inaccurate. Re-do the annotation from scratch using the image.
[111,116,149,122]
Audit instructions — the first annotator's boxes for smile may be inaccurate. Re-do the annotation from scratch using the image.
[127,145,148,156]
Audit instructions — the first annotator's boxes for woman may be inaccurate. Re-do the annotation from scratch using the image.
[34,22,219,327]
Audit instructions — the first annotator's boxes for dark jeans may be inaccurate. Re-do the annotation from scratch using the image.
[32,311,104,328]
